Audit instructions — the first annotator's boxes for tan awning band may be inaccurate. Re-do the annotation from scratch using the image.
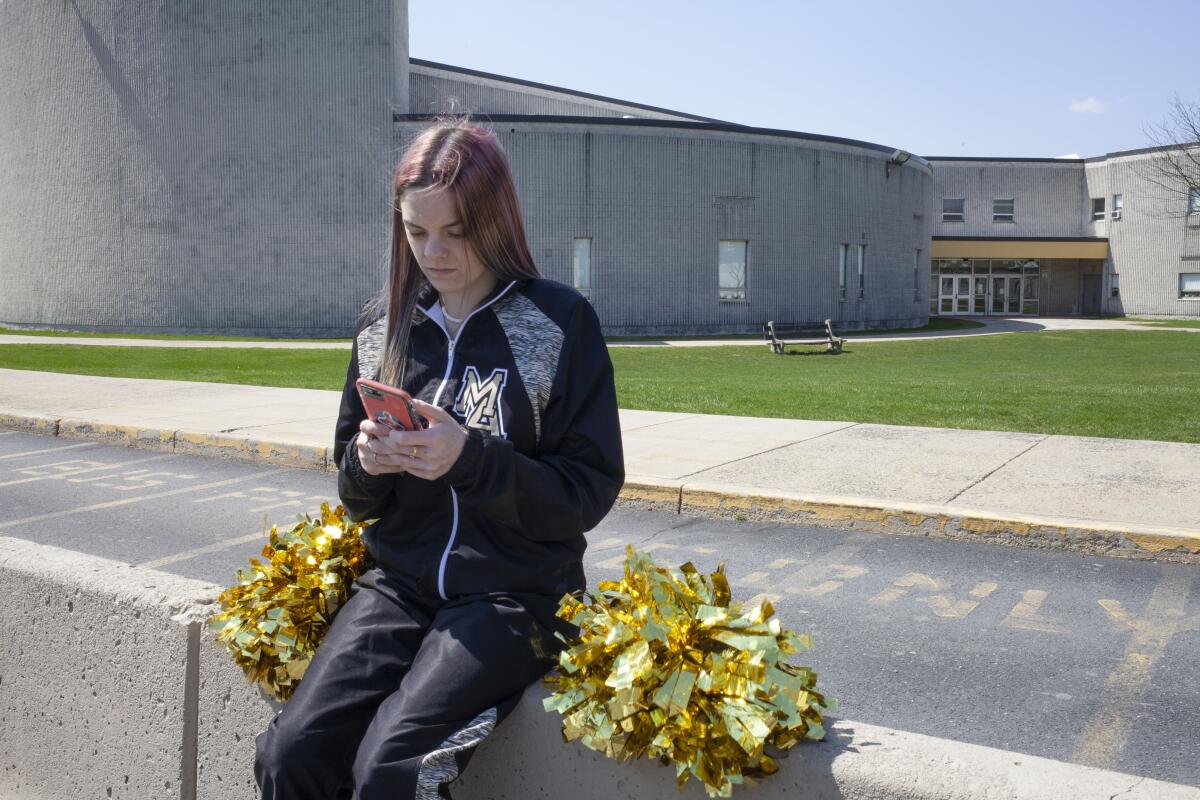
[931,240,1109,259]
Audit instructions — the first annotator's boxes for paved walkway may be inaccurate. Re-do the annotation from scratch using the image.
[1,368,1197,560]
[0,317,1193,350]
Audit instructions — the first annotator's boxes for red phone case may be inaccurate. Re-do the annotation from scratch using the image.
[356,378,422,433]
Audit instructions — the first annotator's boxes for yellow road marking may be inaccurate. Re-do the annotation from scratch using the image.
[777,542,867,597]
[589,537,626,551]
[139,530,268,569]
[999,590,1069,634]
[0,470,279,529]
[739,571,774,587]
[1072,571,1199,770]
[788,564,869,597]
[0,442,97,461]
[0,453,174,488]
[869,572,997,619]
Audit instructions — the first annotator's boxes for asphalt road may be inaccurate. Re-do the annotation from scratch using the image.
[1,430,1198,787]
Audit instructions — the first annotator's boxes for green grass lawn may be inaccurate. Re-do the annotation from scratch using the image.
[0,325,351,343]
[605,317,984,342]
[1,330,1197,442]
[1119,318,1200,330]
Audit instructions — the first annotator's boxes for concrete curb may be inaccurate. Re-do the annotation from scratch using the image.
[619,475,1200,563]
[4,413,1200,563]
[2,535,1197,800]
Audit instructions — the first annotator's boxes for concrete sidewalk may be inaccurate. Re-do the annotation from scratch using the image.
[1,368,1198,561]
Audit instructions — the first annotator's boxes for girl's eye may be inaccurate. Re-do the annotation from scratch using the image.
[408,231,425,238]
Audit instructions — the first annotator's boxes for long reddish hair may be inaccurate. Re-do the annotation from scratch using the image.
[371,117,540,386]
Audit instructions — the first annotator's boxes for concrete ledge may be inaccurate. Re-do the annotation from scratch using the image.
[0,536,222,800]
[679,482,1200,564]
[1,535,1198,799]
[58,418,176,452]
[0,412,59,436]
[173,431,328,472]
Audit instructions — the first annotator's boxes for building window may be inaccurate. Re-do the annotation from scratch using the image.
[838,244,848,301]
[1189,188,1200,215]
[1110,273,1120,297]
[992,198,1015,223]
[856,244,867,300]
[942,198,965,222]
[1091,197,1106,221]
[572,237,591,295]
[913,249,922,301]
[1181,273,1200,299]
[1111,194,1123,221]
[718,240,747,301]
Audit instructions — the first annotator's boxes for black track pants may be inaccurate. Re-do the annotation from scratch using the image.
[254,567,563,800]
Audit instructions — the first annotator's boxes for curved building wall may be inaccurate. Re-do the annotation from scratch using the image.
[396,118,933,334]
[409,61,708,121]
[1085,150,1200,317]
[0,1,396,335]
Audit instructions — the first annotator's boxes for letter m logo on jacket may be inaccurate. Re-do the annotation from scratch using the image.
[454,366,508,437]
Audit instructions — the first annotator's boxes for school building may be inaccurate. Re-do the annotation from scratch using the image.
[1,0,1196,336]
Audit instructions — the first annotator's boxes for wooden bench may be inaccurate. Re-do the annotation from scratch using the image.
[763,319,845,355]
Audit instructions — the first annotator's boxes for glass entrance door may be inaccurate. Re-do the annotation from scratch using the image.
[939,276,972,314]
[1007,277,1022,314]
[991,277,1007,314]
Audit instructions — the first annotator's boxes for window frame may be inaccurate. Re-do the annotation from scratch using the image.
[1110,272,1120,297]
[856,243,867,301]
[572,237,592,296]
[913,249,922,302]
[992,198,1015,223]
[1091,197,1106,221]
[838,243,848,302]
[1111,193,1123,221]
[1189,187,1200,215]
[717,239,748,302]
[942,198,965,223]
[1181,272,1200,299]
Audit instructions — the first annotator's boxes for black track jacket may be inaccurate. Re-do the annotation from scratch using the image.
[333,278,625,601]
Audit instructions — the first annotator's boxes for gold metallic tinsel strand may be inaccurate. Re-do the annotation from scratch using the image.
[208,503,373,702]
[544,546,833,798]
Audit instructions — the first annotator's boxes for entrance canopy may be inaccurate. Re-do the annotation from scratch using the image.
[932,237,1109,260]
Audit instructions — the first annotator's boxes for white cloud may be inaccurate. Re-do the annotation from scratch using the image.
[1069,97,1107,114]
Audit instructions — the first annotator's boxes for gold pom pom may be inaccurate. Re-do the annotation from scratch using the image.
[208,503,373,702]
[543,546,832,798]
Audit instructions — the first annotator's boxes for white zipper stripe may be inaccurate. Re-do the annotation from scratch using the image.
[431,281,517,600]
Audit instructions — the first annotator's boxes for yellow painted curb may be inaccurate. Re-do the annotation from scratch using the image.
[58,419,175,451]
[0,412,59,435]
[173,431,328,471]
[619,480,682,507]
[679,484,1200,562]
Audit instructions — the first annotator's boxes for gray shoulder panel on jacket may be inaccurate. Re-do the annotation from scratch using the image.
[492,293,564,445]
[356,316,387,381]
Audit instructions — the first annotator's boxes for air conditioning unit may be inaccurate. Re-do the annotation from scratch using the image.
[1111,209,1122,220]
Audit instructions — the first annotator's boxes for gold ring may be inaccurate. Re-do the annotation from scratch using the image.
[410,446,418,458]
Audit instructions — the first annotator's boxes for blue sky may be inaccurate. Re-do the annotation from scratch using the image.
[410,0,1197,159]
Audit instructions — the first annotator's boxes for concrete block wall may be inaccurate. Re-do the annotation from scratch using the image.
[0,0,396,335]
[395,120,932,335]
[929,159,1088,239]
[1085,151,1200,317]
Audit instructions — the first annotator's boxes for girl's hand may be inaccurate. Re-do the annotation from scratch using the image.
[359,400,468,481]
[355,419,409,476]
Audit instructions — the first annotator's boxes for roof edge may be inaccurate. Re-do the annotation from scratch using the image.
[394,112,931,167]
[409,58,733,125]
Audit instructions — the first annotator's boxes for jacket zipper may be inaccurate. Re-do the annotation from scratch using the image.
[428,281,516,600]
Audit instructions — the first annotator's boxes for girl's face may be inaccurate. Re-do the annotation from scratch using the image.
[400,187,496,311]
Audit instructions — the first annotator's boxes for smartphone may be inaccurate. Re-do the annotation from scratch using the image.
[355,378,425,433]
